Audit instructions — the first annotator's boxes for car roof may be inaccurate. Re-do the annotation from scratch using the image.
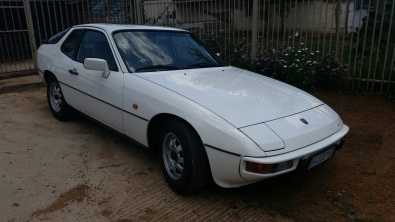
[73,23,189,33]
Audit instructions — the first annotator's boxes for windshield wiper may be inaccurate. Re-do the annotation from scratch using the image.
[135,65,180,72]
[184,62,220,69]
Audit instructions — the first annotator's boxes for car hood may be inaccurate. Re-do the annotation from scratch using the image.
[136,66,323,128]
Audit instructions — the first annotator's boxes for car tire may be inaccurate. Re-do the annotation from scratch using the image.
[159,119,211,194]
[47,78,73,121]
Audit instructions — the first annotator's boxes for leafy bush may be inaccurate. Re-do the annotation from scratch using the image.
[201,33,251,69]
[202,34,345,91]
[315,54,346,90]
[254,43,346,91]
[255,45,317,90]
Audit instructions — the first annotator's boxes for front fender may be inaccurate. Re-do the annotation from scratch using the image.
[123,74,266,187]
[125,74,265,157]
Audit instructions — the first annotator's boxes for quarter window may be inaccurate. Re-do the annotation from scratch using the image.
[76,30,118,71]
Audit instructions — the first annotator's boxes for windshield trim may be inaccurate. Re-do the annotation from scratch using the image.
[112,29,224,73]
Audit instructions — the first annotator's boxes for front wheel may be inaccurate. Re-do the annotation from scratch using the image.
[47,79,73,121]
[160,120,211,194]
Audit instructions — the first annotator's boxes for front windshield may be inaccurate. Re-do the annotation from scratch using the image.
[113,30,222,73]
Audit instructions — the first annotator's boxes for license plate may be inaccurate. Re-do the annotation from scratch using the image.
[308,148,335,169]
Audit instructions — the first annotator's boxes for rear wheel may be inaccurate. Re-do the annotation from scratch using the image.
[47,79,73,121]
[159,120,211,194]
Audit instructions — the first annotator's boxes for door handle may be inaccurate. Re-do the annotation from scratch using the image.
[68,68,79,75]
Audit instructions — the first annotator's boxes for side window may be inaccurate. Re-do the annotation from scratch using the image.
[60,29,84,60]
[76,30,118,71]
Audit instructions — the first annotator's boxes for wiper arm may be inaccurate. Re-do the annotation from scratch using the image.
[184,62,220,69]
[135,65,180,72]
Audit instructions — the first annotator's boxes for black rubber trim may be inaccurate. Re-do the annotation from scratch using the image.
[204,144,241,157]
[264,147,285,152]
[58,81,149,122]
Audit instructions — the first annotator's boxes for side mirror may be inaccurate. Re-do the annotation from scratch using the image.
[83,58,110,78]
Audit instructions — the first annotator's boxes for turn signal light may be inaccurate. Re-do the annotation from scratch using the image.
[245,160,293,174]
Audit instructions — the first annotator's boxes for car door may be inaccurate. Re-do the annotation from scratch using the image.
[56,29,87,112]
[61,28,124,132]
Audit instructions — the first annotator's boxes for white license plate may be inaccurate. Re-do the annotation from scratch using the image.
[308,148,335,169]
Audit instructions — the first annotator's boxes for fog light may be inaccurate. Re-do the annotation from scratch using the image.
[245,160,293,174]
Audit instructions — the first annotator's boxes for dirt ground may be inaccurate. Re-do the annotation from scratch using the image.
[0,87,394,222]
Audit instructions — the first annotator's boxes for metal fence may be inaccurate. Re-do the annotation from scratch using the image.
[0,0,141,76]
[1,0,394,94]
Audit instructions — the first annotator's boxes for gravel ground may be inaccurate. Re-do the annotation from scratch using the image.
[0,87,394,222]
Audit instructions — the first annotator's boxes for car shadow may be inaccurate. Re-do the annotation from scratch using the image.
[72,110,337,220]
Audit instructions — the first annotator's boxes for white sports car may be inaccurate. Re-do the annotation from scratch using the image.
[37,24,349,194]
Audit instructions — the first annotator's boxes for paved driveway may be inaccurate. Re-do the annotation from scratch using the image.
[1,87,394,222]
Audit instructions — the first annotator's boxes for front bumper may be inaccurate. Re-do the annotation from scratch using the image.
[239,124,349,182]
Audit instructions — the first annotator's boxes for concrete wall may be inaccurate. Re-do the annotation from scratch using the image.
[232,1,367,33]
[142,0,368,33]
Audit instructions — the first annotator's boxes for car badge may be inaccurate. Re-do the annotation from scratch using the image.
[300,118,309,125]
